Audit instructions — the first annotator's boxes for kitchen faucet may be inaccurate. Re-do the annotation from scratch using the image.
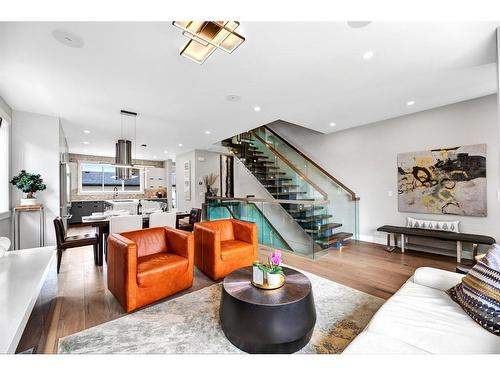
[113,186,118,199]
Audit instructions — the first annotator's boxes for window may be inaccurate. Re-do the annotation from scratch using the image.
[0,116,9,216]
[79,162,143,194]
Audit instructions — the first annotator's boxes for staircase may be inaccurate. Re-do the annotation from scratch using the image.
[220,125,359,255]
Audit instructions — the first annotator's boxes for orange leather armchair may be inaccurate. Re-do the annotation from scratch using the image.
[194,219,258,280]
[107,227,194,312]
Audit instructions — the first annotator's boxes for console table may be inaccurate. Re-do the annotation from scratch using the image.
[0,246,57,353]
[12,204,45,250]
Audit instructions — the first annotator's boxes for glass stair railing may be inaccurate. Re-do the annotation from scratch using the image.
[219,125,359,258]
[205,198,292,251]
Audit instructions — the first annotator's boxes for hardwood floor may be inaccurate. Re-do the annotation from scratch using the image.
[260,242,456,300]
[43,226,456,353]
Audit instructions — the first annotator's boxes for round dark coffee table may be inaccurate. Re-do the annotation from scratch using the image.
[220,266,316,354]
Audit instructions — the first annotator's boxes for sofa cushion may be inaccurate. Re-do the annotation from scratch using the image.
[137,253,188,287]
[447,245,500,337]
[122,227,168,257]
[366,281,500,353]
[220,240,253,262]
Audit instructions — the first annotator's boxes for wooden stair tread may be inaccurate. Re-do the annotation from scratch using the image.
[262,177,293,182]
[272,191,307,196]
[315,232,353,245]
[305,222,343,233]
[295,214,333,223]
[263,185,300,189]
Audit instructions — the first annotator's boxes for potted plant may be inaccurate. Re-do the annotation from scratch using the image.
[258,250,285,287]
[10,170,47,206]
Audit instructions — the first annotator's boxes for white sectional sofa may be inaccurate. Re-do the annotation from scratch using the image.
[344,267,500,354]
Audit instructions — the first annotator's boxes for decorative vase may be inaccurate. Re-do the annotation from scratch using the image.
[266,272,282,288]
[20,197,38,206]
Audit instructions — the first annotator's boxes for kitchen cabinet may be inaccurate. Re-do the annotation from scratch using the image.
[145,168,166,189]
[69,201,104,224]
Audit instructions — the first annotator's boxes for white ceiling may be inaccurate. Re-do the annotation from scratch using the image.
[0,21,498,160]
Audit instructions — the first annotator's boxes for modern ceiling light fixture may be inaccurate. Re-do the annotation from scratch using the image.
[172,21,245,64]
[407,100,416,106]
[115,110,138,180]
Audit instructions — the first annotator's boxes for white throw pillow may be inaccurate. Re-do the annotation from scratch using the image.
[406,217,460,233]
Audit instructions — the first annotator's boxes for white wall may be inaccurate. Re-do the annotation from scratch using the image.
[175,149,224,212]
[12,111,60,248]
[0,96,12,239]
[268,95,500,245]
[175,150,196,212]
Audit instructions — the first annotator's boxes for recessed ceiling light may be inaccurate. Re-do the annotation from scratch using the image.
[83,141,89,145]
[407,100,415,106]
[205,130,211,135]
[52,29,84,48]
[362,50,374,60]
[347,21,372,29]
[330,122,336,127]
[254,106,261,112]
[226,94,241,102]
[164,150,169,154]
[83,130,91,134]
[178,143,183,147]
[152,155,158,159]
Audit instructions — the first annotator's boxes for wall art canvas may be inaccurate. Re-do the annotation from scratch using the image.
[397,144,486,217]
[183,160,191,201]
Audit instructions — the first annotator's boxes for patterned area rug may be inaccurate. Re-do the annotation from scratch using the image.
[58,271,384,354]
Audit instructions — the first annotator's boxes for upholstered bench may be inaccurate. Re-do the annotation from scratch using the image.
[377,224,495,263]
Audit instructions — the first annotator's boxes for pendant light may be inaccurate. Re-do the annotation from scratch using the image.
[115,110,137,180]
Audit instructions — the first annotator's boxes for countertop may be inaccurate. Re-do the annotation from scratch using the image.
[0,246,56,353]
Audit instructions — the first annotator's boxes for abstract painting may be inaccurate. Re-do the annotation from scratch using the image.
[398,144,486,217]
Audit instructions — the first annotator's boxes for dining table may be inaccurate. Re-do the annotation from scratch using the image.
[69,211,191,266]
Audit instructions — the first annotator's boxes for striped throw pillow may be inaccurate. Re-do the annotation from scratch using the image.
[447,245,500,336]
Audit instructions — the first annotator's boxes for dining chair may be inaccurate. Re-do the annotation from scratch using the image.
[109,215,143,234]
[176,208,202,232]
[53,217,99,273]
[106,215,143,262]
[149,212,177,228]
